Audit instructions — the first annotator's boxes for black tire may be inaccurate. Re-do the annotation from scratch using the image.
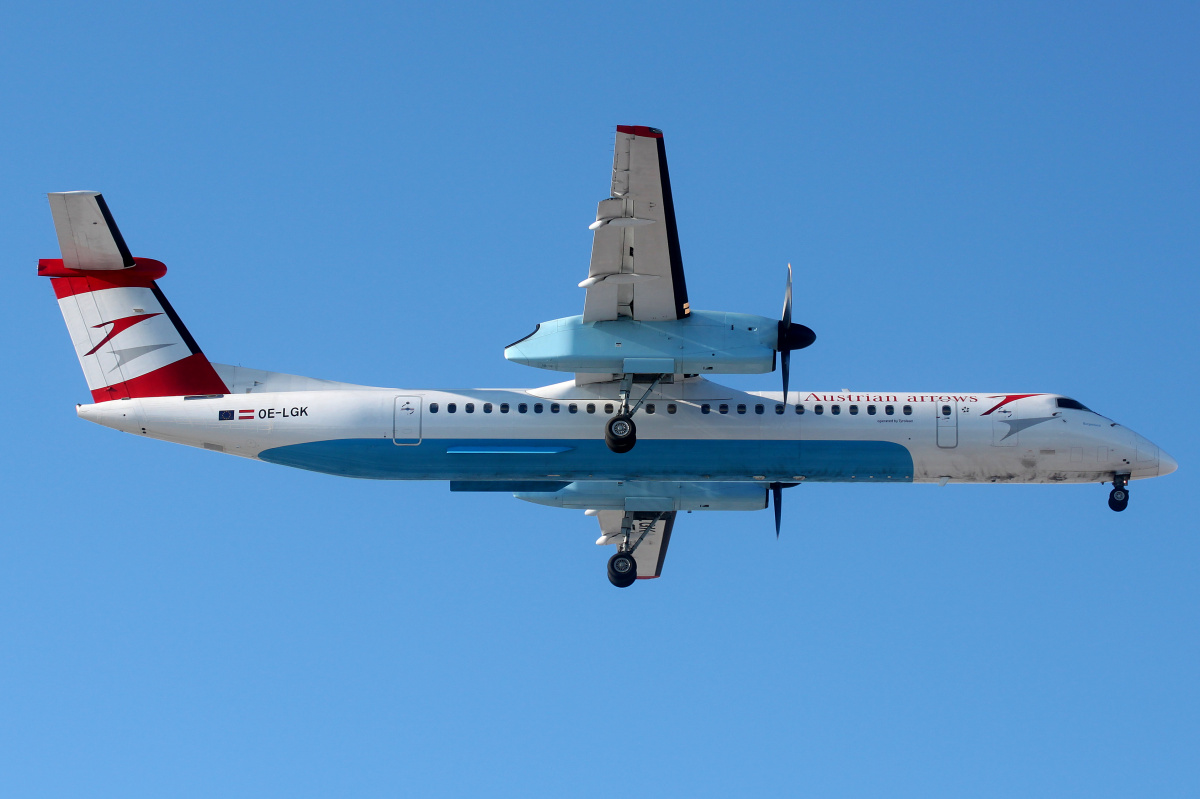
[1109,487,1129,512]
[607,551,638,587]
[604,414,637,454]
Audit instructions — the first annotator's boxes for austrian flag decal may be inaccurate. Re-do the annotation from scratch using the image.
[218,409,256,420]
[239,409,255,420]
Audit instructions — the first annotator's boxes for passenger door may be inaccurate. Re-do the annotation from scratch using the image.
[936,402,958,448]
[393,396,422,445]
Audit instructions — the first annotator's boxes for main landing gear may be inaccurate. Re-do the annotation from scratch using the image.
[1108,474,1130,512]
[605,511,665,587]
[604,373,669,454]
[607,551,637,588]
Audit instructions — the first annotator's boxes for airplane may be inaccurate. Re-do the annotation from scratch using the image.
[42,125,1177,587]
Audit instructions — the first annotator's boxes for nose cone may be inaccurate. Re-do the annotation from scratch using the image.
[1159,448,1178,477]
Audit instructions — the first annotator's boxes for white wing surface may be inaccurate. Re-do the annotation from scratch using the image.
[582,126,690,323]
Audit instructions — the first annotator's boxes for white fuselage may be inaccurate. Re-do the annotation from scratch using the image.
[75,378,1173,486]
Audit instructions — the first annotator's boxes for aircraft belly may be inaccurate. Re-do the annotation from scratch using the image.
[256,438,917,482]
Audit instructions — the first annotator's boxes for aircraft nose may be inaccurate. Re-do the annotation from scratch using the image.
[1159,448,1178,477]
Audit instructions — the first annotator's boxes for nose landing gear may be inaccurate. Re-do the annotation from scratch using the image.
[1108,474,1130,512]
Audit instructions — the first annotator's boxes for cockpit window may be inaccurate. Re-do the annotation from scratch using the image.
[1056,397,1092,412]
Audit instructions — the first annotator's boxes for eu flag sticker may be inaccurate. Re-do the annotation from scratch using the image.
[218,410,234,421]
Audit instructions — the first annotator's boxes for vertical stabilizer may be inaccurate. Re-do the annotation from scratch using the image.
[41,192,229,402]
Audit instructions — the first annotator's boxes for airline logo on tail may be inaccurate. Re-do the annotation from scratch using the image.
[85,312,164,356]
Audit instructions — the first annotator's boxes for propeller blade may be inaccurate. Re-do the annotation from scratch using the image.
[779,263,793,404]
[781,263,793,327]
[781,350,791,406]
[771,482,783,537]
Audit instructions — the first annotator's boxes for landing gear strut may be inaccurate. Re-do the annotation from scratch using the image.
[603,373,669,454]
[1108,474,1130,512]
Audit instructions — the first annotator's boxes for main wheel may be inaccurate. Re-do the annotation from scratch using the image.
[604,414,637,453]
[607,551,638,587]
[1108,487,1129,512]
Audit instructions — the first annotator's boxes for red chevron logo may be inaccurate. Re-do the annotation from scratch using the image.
[85,313,162,356]
[980,394,1043,416]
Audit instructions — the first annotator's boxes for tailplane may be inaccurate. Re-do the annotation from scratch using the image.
[41,191,229,402]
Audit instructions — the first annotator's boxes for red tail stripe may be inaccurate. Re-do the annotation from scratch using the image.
[90,353,229,403]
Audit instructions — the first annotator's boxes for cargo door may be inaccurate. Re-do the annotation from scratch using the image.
[393,396,422,445]
[936,402,958,448]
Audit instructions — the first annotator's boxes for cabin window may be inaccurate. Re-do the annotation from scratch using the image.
[429,402,439,413]
[719,404,729,414]
[534,403,544,413]
[448,403,457,414]
[568,403,578,413]
[885,405,894,415]
[667,404,677,414]
[775,404,784,415]
[815,404,824,415]
[737,404,747,414]
[867,405,876,415]
[941,405,951,416]
[755,404,765,415]
[518,403,528,413]
[465,403,474,413]
[483,403,493,413]
[702,404,711,414]
[1056,397,1091,411]
[903,405,912,415]
[795,404,804,414]
[849,405,859,415]
[550,403,560,413]
[646,404,656,414]
[500,403,509,413]
[605,403,614,414]
[586,403,596,414]
[832,405,841,415]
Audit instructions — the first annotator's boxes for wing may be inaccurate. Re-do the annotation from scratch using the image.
[581,126,690,323]
[594,509,676,579]
[47,191,136,271]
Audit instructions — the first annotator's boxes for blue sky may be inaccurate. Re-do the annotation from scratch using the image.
[2,2,1197,796]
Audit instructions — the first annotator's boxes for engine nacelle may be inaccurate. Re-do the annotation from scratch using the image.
[504,310,781,375]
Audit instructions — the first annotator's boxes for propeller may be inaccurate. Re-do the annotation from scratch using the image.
[769,482,799,538]
[777,264,816,404]
[771,483,783,537]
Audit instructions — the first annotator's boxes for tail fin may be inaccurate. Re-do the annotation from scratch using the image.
[41,191,229,402]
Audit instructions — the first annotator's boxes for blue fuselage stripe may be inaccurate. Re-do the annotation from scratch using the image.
[257,438,915,482]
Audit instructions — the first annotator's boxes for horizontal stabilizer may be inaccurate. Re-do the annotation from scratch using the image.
[48,191,135,271]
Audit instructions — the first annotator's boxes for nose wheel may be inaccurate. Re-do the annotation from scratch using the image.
[1108,475,1130,512]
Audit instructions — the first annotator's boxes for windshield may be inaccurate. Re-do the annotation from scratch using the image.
[1056,397,1093,412]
